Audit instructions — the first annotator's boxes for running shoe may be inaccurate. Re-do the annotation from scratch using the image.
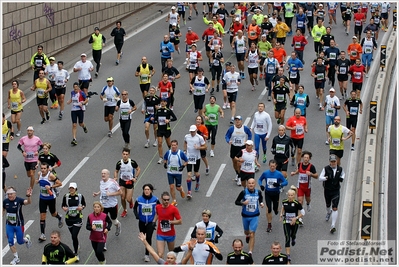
[326,212,331,221]
[205,168,209,176]
[262,154,267,163]
[157,157,163,164]
[291,239,296,246]
[99,260,107,265]
[210,88,215,94]
[191,174,196,181]
[187,191,192,200]
[210,150,214,157]
[255,79,258,85]
[266,224,272,233]
[245,235,250,243]
[171,200,178,206]
[38,233,46,242]
[59,112,63,120]
[222,103,227,109]
[116,60,119,65]
[307,203,311,212]
[108,131,112,137]
[216,85,219,92]
[227,103,230,109]
[236,178,241,186]
[195,184,200,191]
[71,139,78,146]
[325,140,329,145]
[298,217,303,226]
[251,86,255,91]
[330,227,336,234]
[129,201,133,209]
[196,10,198,16]
[95,72,98,77]
[268,96,271,101]
[351,144,355,151]
[124,143,130,149]
[277,118,281,124]
[25,234,32,249]
[144,255,150,262]
[103,243,107,251]
[153,141,158,147]
[188,16,192,20]
[115,222,121,236]
[83,126,88,133]
[180,190,186,198]
[234,174,238,181]
[194,109,198,113]
[41,118,46,124]
[230,118,234,125]
[366,74,369,78]
[16,131,21,137]
[120,52,123,58]
[75,254,80,262]
[121,210,127,218]
[10,257,20,265]
[58,215,64,228]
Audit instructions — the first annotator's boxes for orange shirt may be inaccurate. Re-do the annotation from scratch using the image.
[196,124,208,140]
[247,24,261,40]
[347,43,362,60]
[286,115,307,139]
[271,47,287,64]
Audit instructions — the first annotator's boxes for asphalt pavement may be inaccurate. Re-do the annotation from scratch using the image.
[2,3,392,265]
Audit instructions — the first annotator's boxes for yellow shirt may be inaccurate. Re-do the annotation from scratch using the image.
[35,78,49,99]
[9,89,23,112]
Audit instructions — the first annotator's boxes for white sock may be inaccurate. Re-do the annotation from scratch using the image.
[331,210,338,227]
[13,252,18,258]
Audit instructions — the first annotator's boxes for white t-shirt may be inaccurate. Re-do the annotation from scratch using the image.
[73,60,93,80]
[184,133,205,162]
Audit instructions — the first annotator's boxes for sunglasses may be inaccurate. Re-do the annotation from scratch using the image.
[162,198,170,201]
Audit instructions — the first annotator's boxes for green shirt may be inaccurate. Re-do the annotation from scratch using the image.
[204,104,220,126]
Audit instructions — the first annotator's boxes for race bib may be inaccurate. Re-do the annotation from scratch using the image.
[7,213,17,224]
[350,106,358,115]
[298,173,308,183]
[158,116,166,126]
[160,220,171,232]
[68,206,78,217]
[141,204,153,216]
[339,67,347,74]
[295,124,304,135]
[276,143,285,154]
[11,102,19,110]
[26,152,34,159]
[316,73,324,80]
[276,94,285,102]
[92,220,104,232]
[332,138,340,146]
[141,74,148,82]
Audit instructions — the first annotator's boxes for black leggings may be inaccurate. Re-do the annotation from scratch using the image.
[206,124,218,145]
[211,66,222,81]
[139,221,155,256]
[92,49,102,72]
[120,119,131,143]
[67,222,82,254]
[49,82,57,103]
[91,241,105,262]
[284,17,293,30]
[283,222,299,247]
[328,66,336,87]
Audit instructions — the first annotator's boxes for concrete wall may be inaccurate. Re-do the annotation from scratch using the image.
[2,2,150,84]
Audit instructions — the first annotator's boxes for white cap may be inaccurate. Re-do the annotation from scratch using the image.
[171,6,176,9]
[352,36,358,39]
[26,126,34,131]
[172,22,177,26]
[329,88,335,92]
[319,4,323,6]
[245,140,254,145]
[189,125,197,132]
[235,17,240,21]
[80,53,87,57]
[69,182,77,189]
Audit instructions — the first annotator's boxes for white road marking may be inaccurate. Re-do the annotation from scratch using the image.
[2,220,34,257]
[176,227,194,263]
[60,157,90,188]
[206,164,226,197]
[259,87,267,99]
[244,117,251,126]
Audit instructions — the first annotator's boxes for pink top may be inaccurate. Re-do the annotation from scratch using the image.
[18,135,43,162]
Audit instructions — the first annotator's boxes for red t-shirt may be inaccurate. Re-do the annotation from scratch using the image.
[230,22,245,35]
[158,81,173,99]
[292,35,308,51]
[349,64,365,83]
[286,115,307,139]
[353,13,365,26]
[186,32,199,45]
[155,204,181,236]
[202,28,217,42]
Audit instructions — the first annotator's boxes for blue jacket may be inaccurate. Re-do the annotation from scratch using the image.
[258,169,288,193]
[160,41,175,58]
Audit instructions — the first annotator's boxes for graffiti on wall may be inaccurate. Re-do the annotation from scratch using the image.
[43,3,55,26]
[9,22,22,45]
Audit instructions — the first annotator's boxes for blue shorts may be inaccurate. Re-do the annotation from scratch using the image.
[362,53,372,67]
[6,224,25,246]
[167,173,183,187]
[157,234,176,242]
[325,115,335,125]
[242,216,259,232]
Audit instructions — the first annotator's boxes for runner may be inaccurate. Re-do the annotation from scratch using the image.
[154,191,182,258]
[343,90,363,151]
[261,241,289,264]
[142,86,160,149]
[271,125,294,179]
[99,77,121,137]
[286,51,304,100]
[190,68,210,116]
[226,239,254,264]
[311,18,326,56]
[204,96,224,157]
[258,35,272,81]
[290,151,318,222]
[162,59,180,110]
[311,56,329,110]
[37,142,61,196]
[3,186,33,265]
[279,186,304,262]
[114,148,140,218]
[53,61,70,120]
[44,57,59,109]
[92,169,122,250]
[61,182,86,261]
[195,116,210,175]
[234,178,264,256]
[258,159,288,233]
[222,65,242,124]
[225,115,252,186]
[115,90,136,148]
[88,27,106,77]
[30,70,51,124]
[17,126,43,189]
[190,209,223,244]
[324,39,340,88]
[187,44,203,92]
[133,183,160,262]
[245,42,260,91]
[291,84,310,117]
[86,201,111,264]
[319,154,345,234]
[327,116,353,166]
[235,140,261,188]
[323,88,341,145]
[160,35,175,69]
[30,45,50,83]
[166,6,180,28]
[285,108,308,167]
[335,51,351,100]
[250,103,272,164]
[360,30,378,78]
[36,163,63,242]
[157,73,174,109]
[184,125,207,198]
[292,29,308,65]
[135,56,155,99]
[264,51,280,101]
[72,53,93,101]
[2,113,14,159]
[42,230,77,264]
[349,58,366,98]
[7,80,26,136]
[272,77,290,125]
[154,98,177,164]
[347,36,362,66]
[231,30,248,79]
[210,44,224,94]
[66,82,88,146]
[110,21,126,65]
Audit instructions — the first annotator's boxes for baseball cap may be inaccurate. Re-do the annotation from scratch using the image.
[49,56,55,61]
[27,126,34,131]
[208,21,214,25]
[264,15,268,19]
[329,154,337,162]
[234,115,242,120]
[191,43,197,47]
[94,27,99,31]
[69,182,77,189]
[80,53,87,57]
[319,4,323,7]
[352,36,357,39]
[235,17,240,21]
[106,77,114,82]
[225,62,232,66]
[171,6,176,9]
[329,88,335,92]
[189,125,197,132]
[187,27,192,31]
[172,22,177,26]
[197,67,204,72]
[245,140,254,145]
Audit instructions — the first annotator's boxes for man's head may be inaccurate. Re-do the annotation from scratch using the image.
[101,169,110,182]
[271,241,282,257]
[232,239,244,255]
[50,230,61,246]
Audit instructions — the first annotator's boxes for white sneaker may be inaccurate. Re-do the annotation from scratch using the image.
[153,141,158,147]
[10,257,20,265]
[307,203,311,212]
[144,255,150,262]
[115,222,121,236]
[144,141,150,148]
[234,174,238,181]
[157,157,163,164]
[227,103,231,109]
[236,178,242,186]
[25,234,32,249]
[222,103,227,109]
[210,150,214,157]
[16,131,21,137]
